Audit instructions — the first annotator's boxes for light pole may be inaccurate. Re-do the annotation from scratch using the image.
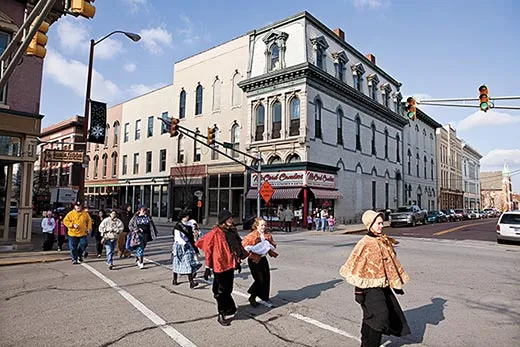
[78,31,141,203]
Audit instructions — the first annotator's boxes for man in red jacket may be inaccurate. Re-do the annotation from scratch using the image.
[195,210,248,326]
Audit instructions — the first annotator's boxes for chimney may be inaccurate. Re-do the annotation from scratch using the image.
[332,28,345,41]
[366,53,376,65]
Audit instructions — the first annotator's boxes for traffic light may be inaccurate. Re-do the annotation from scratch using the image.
[405,97,416,120]
[207,127,216,145]
[170,118,180,137]
[70,0,96,19]
[479,85,490,112]
[26,20,49,58]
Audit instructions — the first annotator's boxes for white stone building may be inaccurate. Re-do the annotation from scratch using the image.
[402,109,441,211]
[436,124,463,209]
[461,142,482,210]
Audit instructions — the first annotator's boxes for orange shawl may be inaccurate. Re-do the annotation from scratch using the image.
[340,234,409,289]
[242,230,278,263]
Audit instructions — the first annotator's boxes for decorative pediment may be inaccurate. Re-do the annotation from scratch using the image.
[262,29,289,44]
[366,74,380,86]
[380,83,392,94]
[350,62,365,76]
[310,36,329,49]
[392,91,402,102]
[332,51,348,64]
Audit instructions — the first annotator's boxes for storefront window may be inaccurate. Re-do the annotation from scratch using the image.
[161,185,168,217]
[231,174,244,187]
[209,175,218,188]
[219,174,229,187]
[209,190,218,216]
[220,190,229,211]
[152,185,160,217]
[0,135,22,156]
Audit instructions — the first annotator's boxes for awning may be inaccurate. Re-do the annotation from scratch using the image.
[309,188,344,199]
[245,188,302,200]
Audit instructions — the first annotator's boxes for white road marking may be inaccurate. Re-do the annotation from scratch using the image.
[81,263,198,347]
[290,313,361,343]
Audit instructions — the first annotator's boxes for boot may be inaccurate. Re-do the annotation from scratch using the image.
[203,267,212,281]
[249,295,259,308]
[188,273,198,289]
[172,273,179,286]
[217,314,230,326]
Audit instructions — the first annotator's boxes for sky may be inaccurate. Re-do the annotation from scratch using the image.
[40,0,520,189]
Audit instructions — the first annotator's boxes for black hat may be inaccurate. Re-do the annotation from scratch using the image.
[218,210,234,224]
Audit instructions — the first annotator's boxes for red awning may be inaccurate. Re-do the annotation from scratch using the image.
[309,188,344,199]
[245,188,302,200]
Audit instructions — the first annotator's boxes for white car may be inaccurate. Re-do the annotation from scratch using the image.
[496,211,520,244]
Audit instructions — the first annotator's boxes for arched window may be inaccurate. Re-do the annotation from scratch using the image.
[407,149,412,175]
[268,155,282,165]
[384,129,389,159]
[212,77,221,111]
[193,129,201,162]
[289,97,300,136]
[104,124,110,147]
[255,104,265,141]
[102,153,108,177]
[94,155,99,178]
[269,43,280,71]
[111,152,118,177]
[179,89,186,119]
[431,159,434,180]
[315,99,322,139]
[231,123,240,158]
[286,153,301,163]
[424,156,428,178]
[416,153,420,177]
[337,108,343,145]
[396,134,400,162]
[113,121,119,146]
[271,101,281,139]
[355,117,361,151]
[177,134,185,163]
[195,84,203,115]
[231,72,241,107]
[371,123,376,155]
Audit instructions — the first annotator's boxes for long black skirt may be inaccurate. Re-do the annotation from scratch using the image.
[212,269,236,316]
[359,287,410,337]
[247,257,271,301]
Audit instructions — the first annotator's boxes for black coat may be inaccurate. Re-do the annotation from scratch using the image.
[120,210,133,233]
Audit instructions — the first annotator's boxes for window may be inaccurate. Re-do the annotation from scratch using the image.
[337,109,343,145]
[133,153,139,174]
[147,116,154,137]
[145,151,152,173]
[212,77,221,111]
[104,124,109,147]
[122,155,128,175]
[355,117,361,151]
[195,84,203,115]
[194,134,201,162]
[94,155,99,178]
[232,72,241,107]
[111,153,117,177]
[161,112,169,134]
[396,134,400,162]
[86,156,90,178]
[311,36,328,71]
[231,123,240,158]
[424,156,428,178]
[336,60,344,81]
[211,127,219,160]
[385,182,389,209]
[416,153,420,177]
[287,154,301,163]
[372,181,376,210]
[135,119,141,140]
[269,43,280,71]
[431,159,434,180]
[179,90,186,119]
[102,154,108,177]
[407,150,412,175]
[268,155,282,165]
[177,135,185,163]
[314,99,322,139]
[113,121,119,146]
[351,64,365,92]
[371,124,376,155]
[289,97,300,136]
[159,149,167,172]
[255,104,265,141]
[368,75,379,101]
[382,84,391,108]
[384,130,389,159]
[0,32,9,103]
[271,101,281,139]
[124,123,129,142]
[316,46,324,69]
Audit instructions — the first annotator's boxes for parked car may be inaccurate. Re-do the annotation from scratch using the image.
[427,211,448,223]
[483,208,500,218]
[496,211,520,244]
[454,209,468,220]
[389,205,427,227]
[479,210,488,219]
[467,209,478,219]
[441,209,457,222]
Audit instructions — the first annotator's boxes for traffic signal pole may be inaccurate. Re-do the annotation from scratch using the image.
[417,95,520,110]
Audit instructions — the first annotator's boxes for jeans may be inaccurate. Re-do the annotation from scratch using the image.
[314,218,320,231]
[68,236,88,261]
[135,238,147,258]
[104,239,117,265]
[320,218,327,231]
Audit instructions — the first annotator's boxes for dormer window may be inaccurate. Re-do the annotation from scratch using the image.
[367,74,379,101]
[310,36,329,70]
[263,30,288,72]
[351,63,365,92]
[332,51,348,82]
[393,91,402,114]
[381,83,392,108]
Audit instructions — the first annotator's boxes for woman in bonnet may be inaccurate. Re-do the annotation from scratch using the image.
[340,210,410,347]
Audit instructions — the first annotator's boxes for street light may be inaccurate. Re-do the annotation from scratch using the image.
[78,30,141,202]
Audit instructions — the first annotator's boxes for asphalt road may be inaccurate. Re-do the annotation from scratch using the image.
[1,225,519,347]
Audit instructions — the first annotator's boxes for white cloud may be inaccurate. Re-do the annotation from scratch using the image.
[481,149,520,171]
[128,82,168,97]
[44,49,121,103]
[456,110,520,131]
[121,0,147,13]
[124,63,137,72]
[95,37,124,60]
[138,27,172,54]
[177,14,200,45]
[351,0,385,9]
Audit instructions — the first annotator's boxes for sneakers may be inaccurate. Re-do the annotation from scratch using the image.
[97,254,101,258]
[264,300,275,308]
[57,248,62,252]
[137,262,144,269]
[108,264,113,270]
[249,296,259,308]
[217,314,231,326]
[78,256,83,263]
[72,260,79,265]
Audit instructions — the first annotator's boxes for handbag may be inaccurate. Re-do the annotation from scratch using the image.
[129,230,141,248]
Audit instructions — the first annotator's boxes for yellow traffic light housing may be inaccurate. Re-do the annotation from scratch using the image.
[26,20,49,58]
[170,118,180,137]
[405,97,417,120]
[207,127,216,145]
[70,0,96,19]
[479,85,490,112]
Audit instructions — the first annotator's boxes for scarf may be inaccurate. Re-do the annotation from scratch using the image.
[339,233,409,289]
[174,222,196,246]
[220,224,248,260]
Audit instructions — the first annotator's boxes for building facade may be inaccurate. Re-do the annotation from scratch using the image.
[481,164,515,212]
[436,124,463,209]
[461,142,482,210]
[402,109,440,211]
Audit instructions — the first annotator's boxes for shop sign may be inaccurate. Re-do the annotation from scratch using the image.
[306,171,335,188]
[44,150,84,163]
[251,171,305,187]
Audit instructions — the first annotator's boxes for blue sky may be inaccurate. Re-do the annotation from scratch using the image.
[40,0,520,188]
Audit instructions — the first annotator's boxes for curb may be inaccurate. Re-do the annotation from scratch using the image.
[0,256,70,267]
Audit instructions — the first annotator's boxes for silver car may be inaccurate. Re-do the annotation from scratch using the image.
[496,211,520,244]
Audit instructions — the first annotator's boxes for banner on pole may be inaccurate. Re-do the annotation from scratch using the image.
[88,100,107,144]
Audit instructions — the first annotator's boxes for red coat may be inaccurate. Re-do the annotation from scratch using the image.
[195,226,238,274]
[54,219,67,236]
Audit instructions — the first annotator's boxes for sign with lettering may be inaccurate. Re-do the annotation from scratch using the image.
[306,170,336,188]
[259,181,275,204]
[251,170,335,188]
[44,150,84,163]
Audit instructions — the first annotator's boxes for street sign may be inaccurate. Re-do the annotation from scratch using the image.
[259,181,275,204]
[44,150,84,163]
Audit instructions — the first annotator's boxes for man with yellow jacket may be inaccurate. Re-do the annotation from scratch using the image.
[64,202,92,264]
